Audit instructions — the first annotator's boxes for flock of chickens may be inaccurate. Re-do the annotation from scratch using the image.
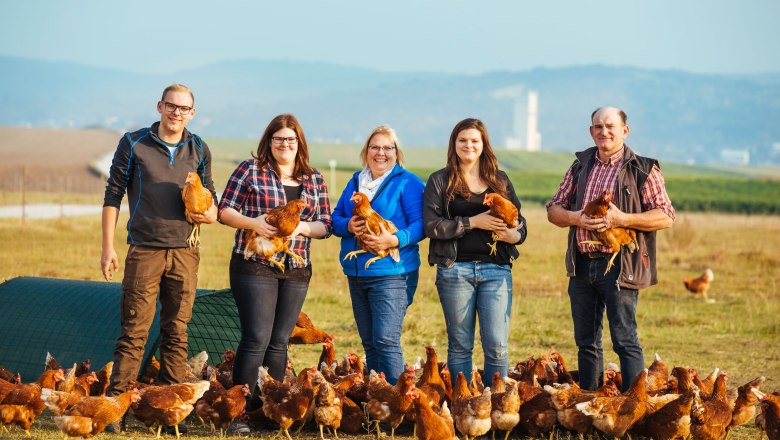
[1,341,778,440]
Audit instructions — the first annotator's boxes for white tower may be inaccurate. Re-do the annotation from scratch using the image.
[526,91,540,152]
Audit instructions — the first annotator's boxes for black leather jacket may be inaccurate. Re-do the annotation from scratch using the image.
[423,168,527,267]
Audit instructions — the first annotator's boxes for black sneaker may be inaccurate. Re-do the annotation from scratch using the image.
[104,420,123,433]
[228,420,251,434]
[161,422,187,435]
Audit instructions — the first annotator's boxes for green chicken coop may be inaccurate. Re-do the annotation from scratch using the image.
[0,276,240,381]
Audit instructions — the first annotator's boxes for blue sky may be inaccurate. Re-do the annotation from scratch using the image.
[2,0,779,75]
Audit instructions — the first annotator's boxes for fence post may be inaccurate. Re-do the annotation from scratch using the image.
[21,165,26,226]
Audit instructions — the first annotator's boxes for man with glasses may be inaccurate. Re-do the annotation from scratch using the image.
[101,83,217,433]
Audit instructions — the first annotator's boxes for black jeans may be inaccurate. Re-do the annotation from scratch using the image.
[568,253,643,392]
[229,269,309,393]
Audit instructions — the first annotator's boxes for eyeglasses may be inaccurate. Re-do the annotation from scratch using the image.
[368,145,396,153]
[162,101,193,115]
[271,136,299,145]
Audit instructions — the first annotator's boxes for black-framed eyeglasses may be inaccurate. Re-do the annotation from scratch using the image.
[368,145,396,153]
[162,101,193,115]
[271,136,299,145]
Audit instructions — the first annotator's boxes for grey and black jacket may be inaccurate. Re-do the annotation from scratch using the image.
[103,122,217,248]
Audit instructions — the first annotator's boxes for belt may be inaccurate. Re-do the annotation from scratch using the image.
[581,251,612,259]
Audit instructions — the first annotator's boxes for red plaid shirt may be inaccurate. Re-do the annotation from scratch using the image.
[547,148,675,253]
[218,159,333,268]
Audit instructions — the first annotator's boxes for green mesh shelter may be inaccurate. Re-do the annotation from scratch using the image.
[0,276,240,381]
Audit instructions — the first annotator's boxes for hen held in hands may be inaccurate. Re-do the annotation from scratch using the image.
[579,189,638,275]
[343,192,400,269]
[482,193,519,256]
[182,171,214,247]
[244,199,307,272]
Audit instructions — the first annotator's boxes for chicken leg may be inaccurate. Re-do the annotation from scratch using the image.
[186,224,200,247]
[343,249,367,261]
[486,232,500,255]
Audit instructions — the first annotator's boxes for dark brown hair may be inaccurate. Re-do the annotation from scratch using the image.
[252,114,313,181]
[445,118,507,200]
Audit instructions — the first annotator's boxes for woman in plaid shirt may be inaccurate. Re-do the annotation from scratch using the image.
[218,114,332,422]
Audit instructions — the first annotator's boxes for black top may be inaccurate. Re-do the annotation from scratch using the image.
[450,189,514,265]
[283,184,302,203]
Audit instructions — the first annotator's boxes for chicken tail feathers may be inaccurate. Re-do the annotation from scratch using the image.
[389,248,400,262]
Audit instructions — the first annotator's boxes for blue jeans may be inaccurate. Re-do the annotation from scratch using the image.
[229,271,309,393]
[435,262,512,387]
[568,253,643,392]
[347,270,418,384]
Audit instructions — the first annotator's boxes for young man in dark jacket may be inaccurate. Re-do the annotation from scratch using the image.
[100,84,217,417]
[546,106,674,392]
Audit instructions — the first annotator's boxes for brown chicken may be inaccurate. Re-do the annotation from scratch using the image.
[409,387,457,440]
[580,189,638,274]
[318,336,336,368]
[0,368,17,384]
[344,191,400,269]
[469,370,485,395]
[647,353,670,396]
[692,367,720,399]
[140,355,161,384]
[482,192,520,256]
[416,345,447,407]
[691,372,732,440]
[576,368,648,438]
[0,368,64,434]
[631,366,696,440]
[517,385,556,437]
[365,368,417,438]
[726,375,766,436]
[684,268,715,302]
[40,387,82,415]
[0,379,15,405]
[544,381,619,437]
[313,371,342,440]
[451,372,492,440]
[131,380,210,438]
[244,198,307,272]
[89,361,113,396]
[259,366,317,440]
[490,374,520,440]
[203,383,250,435]
[215,348,235,389]
[289,311,334,344]
[753,390,780,440]
[194,366,224,427]
[53,388,140,438]
[181,171,214,247]
[73,372,98,397]
[335,353,366,385]
[328,374,366,435]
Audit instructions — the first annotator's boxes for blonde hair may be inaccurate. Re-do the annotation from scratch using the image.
[360,125,405,168]
[161,83,194,105]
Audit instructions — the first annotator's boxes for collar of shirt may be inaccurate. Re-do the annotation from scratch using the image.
[595,146,626,166]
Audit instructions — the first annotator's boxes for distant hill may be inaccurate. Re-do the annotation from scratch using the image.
[1,56,779,166]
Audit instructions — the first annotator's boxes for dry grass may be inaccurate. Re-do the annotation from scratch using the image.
[0,207,777,439]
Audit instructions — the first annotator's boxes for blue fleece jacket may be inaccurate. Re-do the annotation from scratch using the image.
[332,164,425,277]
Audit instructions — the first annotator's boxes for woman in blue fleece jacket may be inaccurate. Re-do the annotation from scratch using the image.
[332,125,425,383]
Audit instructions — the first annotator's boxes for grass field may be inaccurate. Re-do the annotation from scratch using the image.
[0,203,777,439]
